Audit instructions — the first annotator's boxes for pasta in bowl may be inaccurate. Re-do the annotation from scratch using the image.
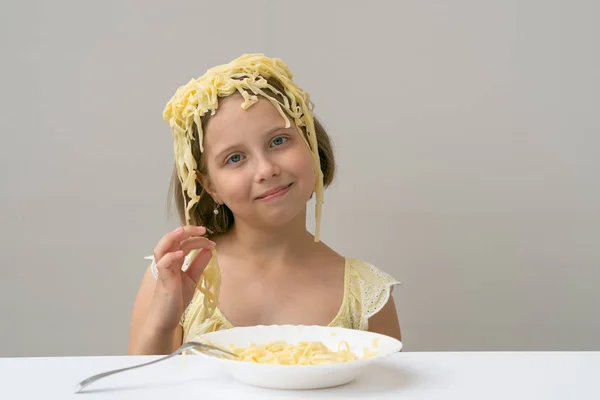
[189,325,402,389]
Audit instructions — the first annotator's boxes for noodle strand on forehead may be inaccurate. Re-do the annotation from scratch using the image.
[163,54,325,321]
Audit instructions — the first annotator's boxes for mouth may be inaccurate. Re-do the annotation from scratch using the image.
[256,183,293,201]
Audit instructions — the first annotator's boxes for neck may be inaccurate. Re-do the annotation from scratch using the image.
[224,208,316,263]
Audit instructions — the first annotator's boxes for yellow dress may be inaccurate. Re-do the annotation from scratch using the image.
[178,257,401,342]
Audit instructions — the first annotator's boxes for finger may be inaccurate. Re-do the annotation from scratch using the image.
[153,225,207,261]
[185,248,213,285]
[155,250,185,279]
[180,236,216,256]
[181,224,207,237]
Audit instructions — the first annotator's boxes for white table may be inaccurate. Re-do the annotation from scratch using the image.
[1,352,598,399]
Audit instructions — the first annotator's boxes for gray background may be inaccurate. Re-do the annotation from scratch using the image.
[1,0,598,357]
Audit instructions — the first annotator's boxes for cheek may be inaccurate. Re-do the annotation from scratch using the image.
[212,170,252,204]
[289,145,316,188]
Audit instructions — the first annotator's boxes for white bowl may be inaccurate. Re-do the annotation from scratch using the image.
[189,325,402,390]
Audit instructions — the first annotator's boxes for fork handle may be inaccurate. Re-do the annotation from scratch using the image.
[74,347,189,393]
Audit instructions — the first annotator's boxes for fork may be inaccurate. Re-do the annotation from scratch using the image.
[74,341,236,393]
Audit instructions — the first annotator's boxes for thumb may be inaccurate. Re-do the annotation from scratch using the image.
[185,247,213,285]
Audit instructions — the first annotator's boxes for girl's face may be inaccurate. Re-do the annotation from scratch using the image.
[202,94,316,229]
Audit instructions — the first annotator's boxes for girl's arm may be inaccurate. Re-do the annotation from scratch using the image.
[367,297,402,341]
[128,267,183,355]
[128,225,214,355]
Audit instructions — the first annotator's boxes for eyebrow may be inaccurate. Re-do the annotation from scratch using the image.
[213,125,290,161]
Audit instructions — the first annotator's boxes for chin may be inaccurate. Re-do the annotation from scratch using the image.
[260,208,304,227]
[255,200,308,227]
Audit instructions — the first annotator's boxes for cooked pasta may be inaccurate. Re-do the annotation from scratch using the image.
[186,248,220,317]
[227,340,361,365]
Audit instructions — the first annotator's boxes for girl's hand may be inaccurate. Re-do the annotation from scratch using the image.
[146,225,215,332]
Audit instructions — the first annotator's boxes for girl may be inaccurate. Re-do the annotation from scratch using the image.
[128,54,401,355]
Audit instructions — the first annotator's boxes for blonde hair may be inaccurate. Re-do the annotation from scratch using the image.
[164,54,335,238]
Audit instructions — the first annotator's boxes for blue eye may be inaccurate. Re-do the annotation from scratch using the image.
[271,136,288,147]
[226,154,245,164]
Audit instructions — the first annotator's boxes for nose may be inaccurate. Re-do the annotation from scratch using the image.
[254,154,280,183]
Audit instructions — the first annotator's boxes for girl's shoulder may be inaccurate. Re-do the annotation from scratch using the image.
[344,257,401,324]
[313,243,401,311]
[345,257,400,286]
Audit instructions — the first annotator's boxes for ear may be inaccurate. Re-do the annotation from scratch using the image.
[196,170,220,202]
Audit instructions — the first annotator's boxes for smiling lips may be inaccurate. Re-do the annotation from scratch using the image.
[256,183,293,201]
